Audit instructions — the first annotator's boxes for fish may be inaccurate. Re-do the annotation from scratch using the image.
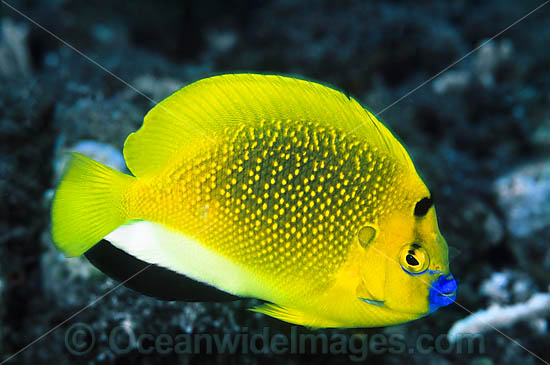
[51,73,457,328]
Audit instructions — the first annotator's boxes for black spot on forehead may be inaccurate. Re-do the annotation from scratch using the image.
[414,197,433,217]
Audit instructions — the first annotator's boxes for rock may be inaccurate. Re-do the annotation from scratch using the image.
[544,249,550,272]
[0,274,3,354]
[2,1,550,364]
[463,201,505,246]
[121,74,183,103]
[54,96,144,150]
[493,161,550,238]
[479,272,510,304]
[206,29,238,53]
[432,70,471,94]
[40,243,105,309]
[53,140,127,184]
[532,116,550,150]
[473,39,513,88]
[0,17,32,78]
[470,357,493,365]
[479,271,536,305]
[433,38,514,95]
[449,200,504,249]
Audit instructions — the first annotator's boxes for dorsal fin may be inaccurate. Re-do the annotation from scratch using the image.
[123,74,415,177]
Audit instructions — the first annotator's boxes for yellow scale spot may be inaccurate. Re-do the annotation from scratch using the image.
[151,119,410,290]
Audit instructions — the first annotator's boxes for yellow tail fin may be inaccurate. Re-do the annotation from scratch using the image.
[51,153,134,257]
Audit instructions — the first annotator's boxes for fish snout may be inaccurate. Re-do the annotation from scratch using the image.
[428,273,457,312]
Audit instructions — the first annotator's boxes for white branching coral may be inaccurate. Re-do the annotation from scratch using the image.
[448,293,550,343]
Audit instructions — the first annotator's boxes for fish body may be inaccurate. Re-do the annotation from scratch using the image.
[52,74,456,328]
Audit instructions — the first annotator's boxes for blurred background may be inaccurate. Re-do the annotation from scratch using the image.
[0,0,549,363]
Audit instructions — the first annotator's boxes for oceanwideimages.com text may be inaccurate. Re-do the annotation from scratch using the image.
[65,323,485,360]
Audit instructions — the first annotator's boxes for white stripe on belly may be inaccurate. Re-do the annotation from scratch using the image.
[104,220,272,299]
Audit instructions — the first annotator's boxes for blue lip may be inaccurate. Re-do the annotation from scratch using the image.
[428,274,457,313]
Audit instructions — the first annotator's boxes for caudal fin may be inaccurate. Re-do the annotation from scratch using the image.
[51,153,134,257]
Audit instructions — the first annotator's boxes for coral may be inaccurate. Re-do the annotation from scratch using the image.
[448,293,550,343]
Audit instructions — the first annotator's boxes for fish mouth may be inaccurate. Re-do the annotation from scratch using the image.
[438,291,457,298]
[428,274,457,312]
[436,290,457,304]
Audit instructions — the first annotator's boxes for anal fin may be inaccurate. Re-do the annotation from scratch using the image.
[249,303,307,325]
[250,303,345,328]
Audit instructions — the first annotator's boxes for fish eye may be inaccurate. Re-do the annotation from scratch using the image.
[414,197,433,217]
[406,254,419,266]
[399,244,430,274]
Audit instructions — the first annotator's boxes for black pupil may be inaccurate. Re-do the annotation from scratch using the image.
[406,254,419,266]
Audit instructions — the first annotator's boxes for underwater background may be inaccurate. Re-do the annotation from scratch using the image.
[0,0,549,364]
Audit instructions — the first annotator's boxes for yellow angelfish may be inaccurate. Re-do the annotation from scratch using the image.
[51,74,456,328]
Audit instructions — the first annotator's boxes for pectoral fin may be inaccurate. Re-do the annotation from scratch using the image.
[356,280,385,307]
[359,298,385,306]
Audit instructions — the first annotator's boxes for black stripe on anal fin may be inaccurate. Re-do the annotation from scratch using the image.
[85,239,240,302]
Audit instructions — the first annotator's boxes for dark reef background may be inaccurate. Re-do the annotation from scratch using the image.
[0,0,549,364]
